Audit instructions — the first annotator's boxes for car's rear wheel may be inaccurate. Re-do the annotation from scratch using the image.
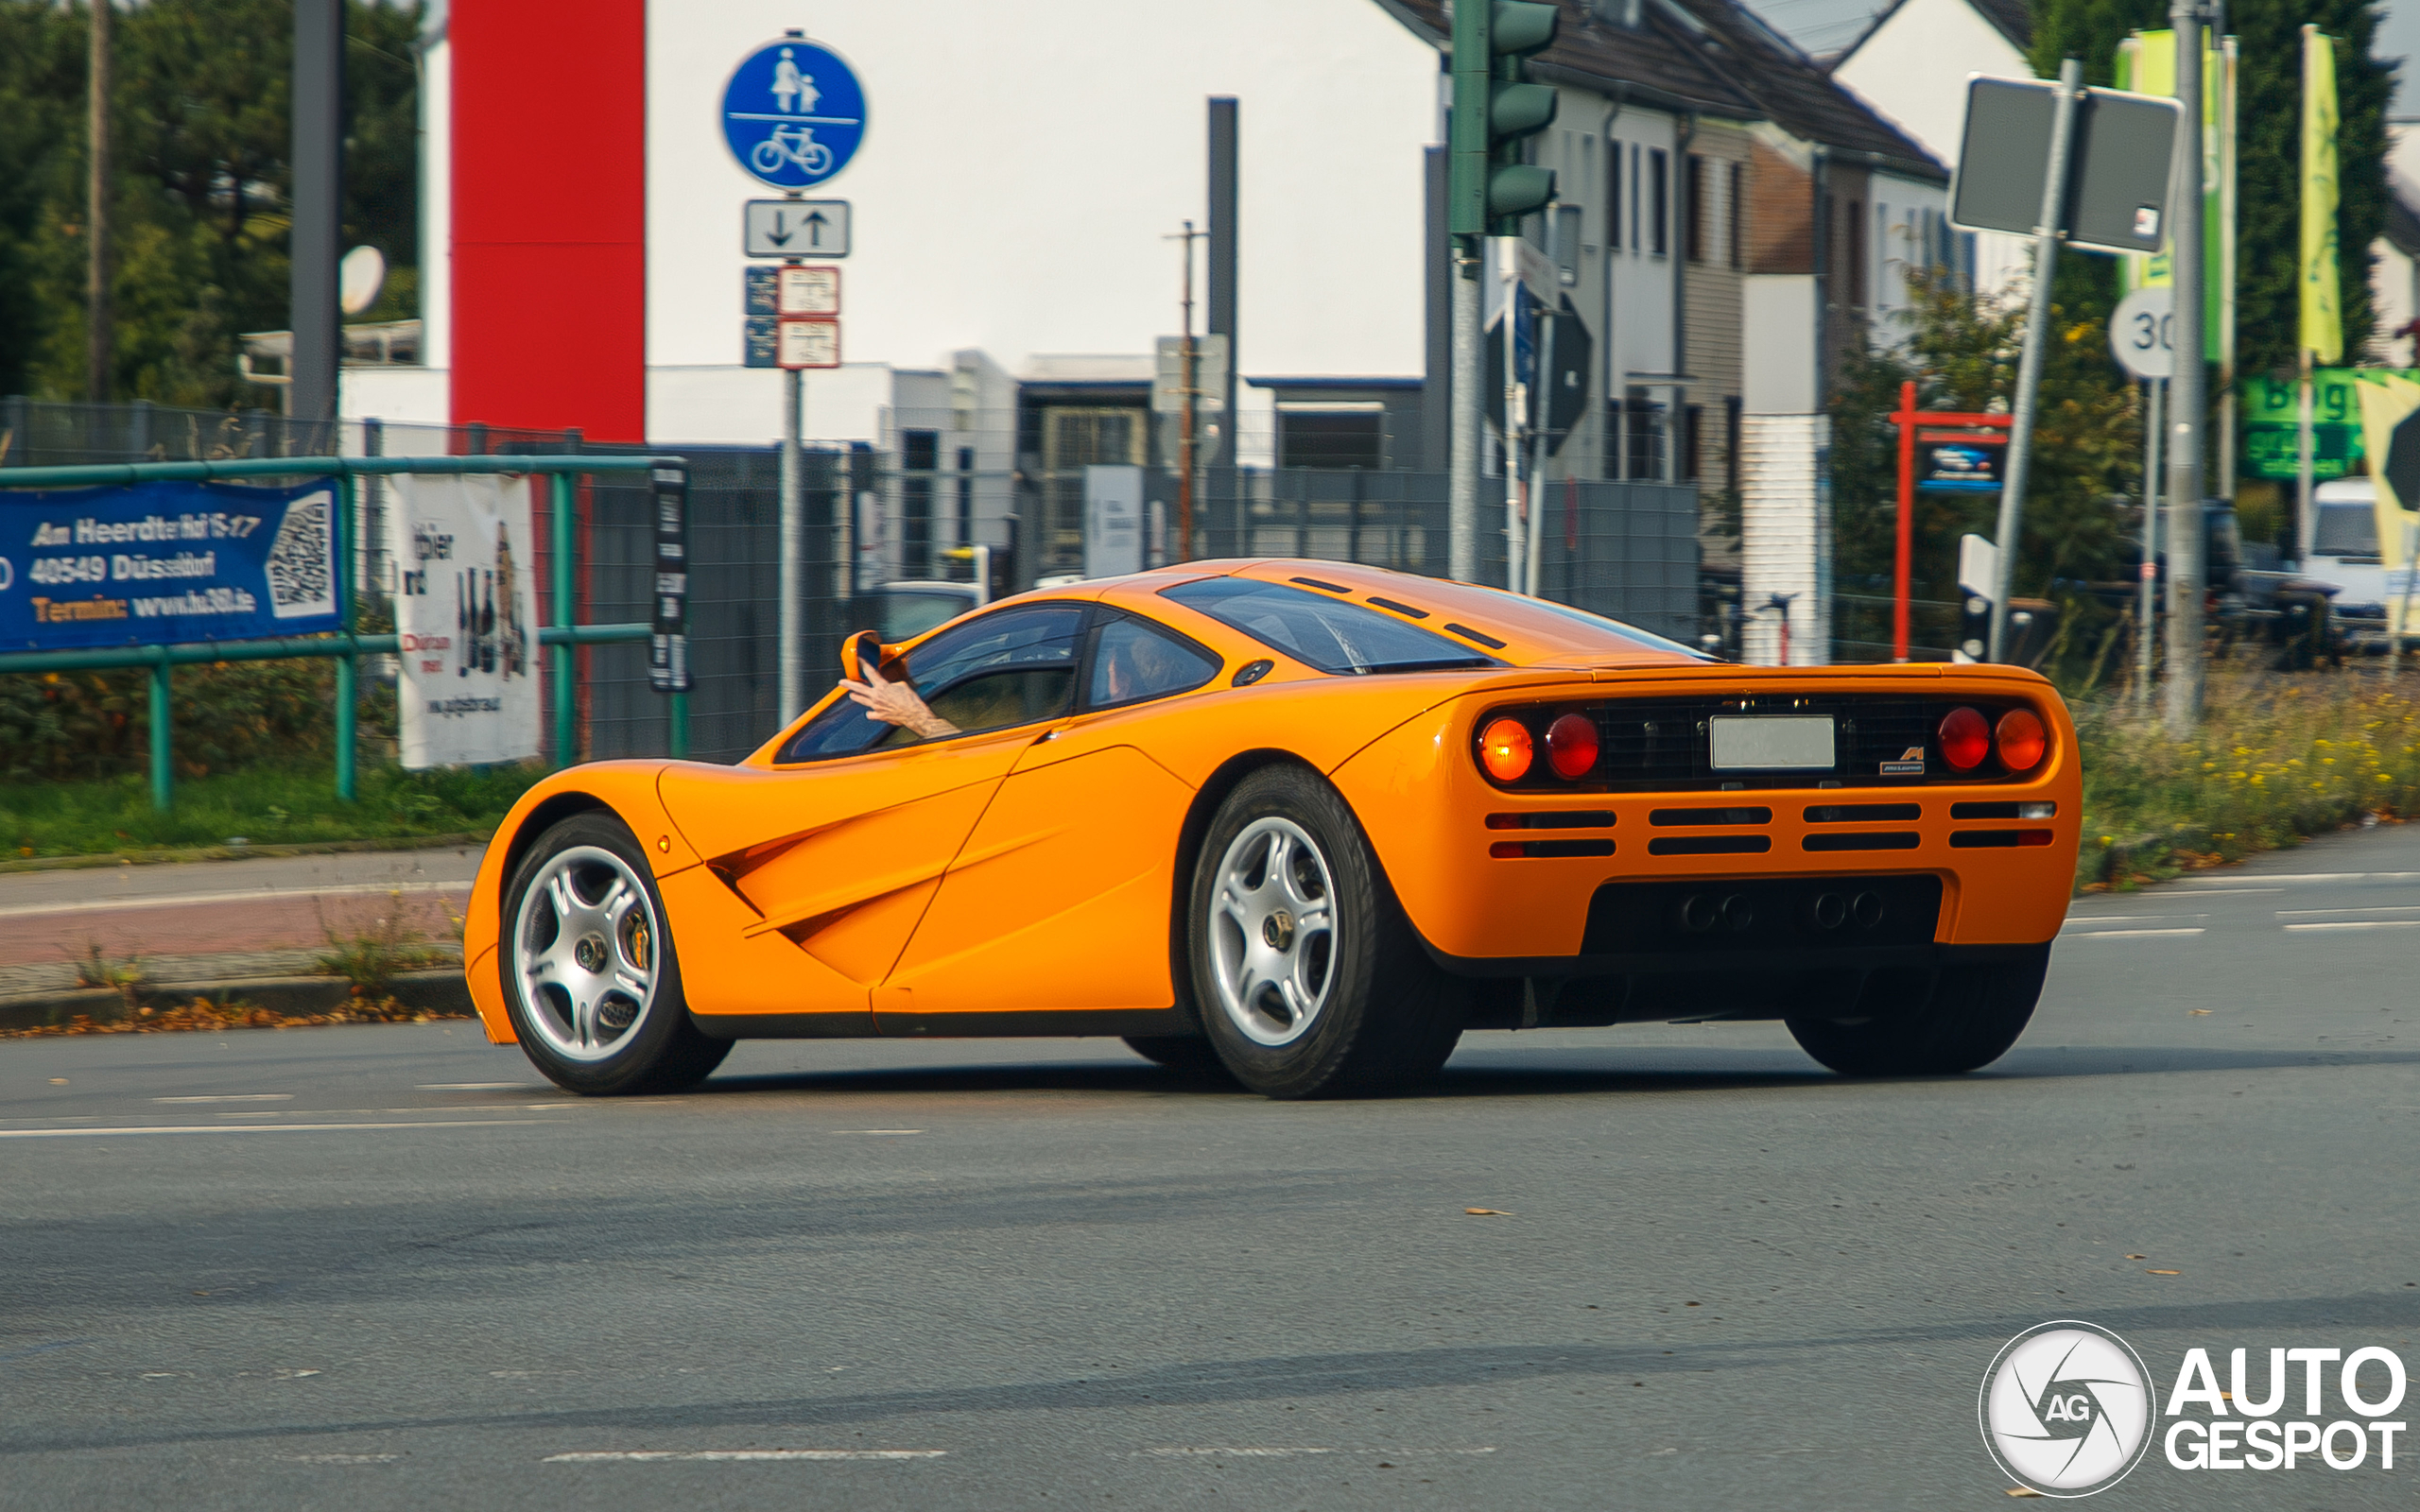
[500,813,731,1095]
[1188,765,1462,1098]
[1120,1035,1230,1077]
[1785,946,2049,1076]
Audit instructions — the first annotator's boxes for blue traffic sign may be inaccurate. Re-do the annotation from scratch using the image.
[720,38,865,190]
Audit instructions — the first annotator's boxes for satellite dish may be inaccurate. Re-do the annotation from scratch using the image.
[339,246,388,316]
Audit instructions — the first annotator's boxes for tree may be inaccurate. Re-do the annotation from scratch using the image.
[0,0,423,408]
[1833,271,2140,622]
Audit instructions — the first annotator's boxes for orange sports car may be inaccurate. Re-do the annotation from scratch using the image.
[459,558,2081,1099]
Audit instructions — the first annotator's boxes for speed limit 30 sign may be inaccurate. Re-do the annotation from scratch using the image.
[2109,286,2174,380]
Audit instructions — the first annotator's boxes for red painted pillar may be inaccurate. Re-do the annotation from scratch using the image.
[1893,379,1917,663]
[451,0,647,442]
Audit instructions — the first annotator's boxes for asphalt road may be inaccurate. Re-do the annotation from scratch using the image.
[6,828,2420,1509]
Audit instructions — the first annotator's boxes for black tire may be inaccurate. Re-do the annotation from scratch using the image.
[1186,765,1463,1099]
[498,812,732,1095]
[1785,945,2049,1077]
[1120,1035,1232,1077]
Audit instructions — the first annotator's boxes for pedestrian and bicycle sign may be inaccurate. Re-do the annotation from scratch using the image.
[721,38,866,190]
[744,198,850,257]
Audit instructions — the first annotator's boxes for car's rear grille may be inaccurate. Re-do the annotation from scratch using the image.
[1483,694,2036,793]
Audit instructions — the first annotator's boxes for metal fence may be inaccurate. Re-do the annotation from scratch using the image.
[5,398,1709,767]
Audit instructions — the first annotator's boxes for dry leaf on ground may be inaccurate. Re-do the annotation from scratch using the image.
[1464,1208,1514,1217]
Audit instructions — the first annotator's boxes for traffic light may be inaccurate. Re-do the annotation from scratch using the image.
[1449,1,1561,238]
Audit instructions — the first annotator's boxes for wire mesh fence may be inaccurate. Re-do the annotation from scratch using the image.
[4,398,1710,766]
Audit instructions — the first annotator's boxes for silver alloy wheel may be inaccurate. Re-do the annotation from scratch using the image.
[1207,816,1339,1047]
[511,845,660,1062]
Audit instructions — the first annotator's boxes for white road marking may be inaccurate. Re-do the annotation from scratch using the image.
[2189,871,2420,885]
[0,879,469,921]
[2061,914,2208,925]
[832,1129,925,1135]
[153,1094,294,1104]
[2277,905,2420,918]
[1143,1447,1496,1458]
[2283,920,2420,932]
[543,1451,946,1462]
[2060,928,2204,939]
[0,1120,564,1140]
[280,1454,400,1464]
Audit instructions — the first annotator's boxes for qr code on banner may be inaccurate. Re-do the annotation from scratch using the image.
[267,490,336,619]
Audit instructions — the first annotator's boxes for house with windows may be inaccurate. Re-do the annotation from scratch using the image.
[1381,0,1951,662]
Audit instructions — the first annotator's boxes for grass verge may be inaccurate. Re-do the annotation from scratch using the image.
[3,996,473,1039]
[2077,667,2420,889]
[0,762,543,859]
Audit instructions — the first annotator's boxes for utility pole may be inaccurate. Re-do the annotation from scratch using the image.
[289,0,342,431]
[1207,97,1238,559]
[2164,0,2206,734]
[1986,58,2081,664]
[1167,220,1203,562]
[1502,244,1526,589]
[84,0,111,404]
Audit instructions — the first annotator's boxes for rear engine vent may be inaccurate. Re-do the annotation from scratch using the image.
[1803,832,1920,851]
[1949,829,2054,849]
[1491,839,1617,859]
[1485,811,1616,830]
[1651,806,1772,827]
[1647,834,1772,856]
[1806,803,1919,823]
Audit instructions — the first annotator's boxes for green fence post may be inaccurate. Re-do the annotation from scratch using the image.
[668,690,689,759]
[147,658,172,812]
[334,472,357,802]
[553,471,577,767]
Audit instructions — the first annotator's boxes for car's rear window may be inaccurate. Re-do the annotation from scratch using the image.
[1160,577,1499,675]
[1478,589,1712,659]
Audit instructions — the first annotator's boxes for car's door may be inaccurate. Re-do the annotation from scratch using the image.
[655,602,1090,1025]
[878,610,1224,1028]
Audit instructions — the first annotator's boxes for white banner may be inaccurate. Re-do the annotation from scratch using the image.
[388,474,541,769]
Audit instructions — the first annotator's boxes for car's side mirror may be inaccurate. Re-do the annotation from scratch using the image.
[841,630,899,683]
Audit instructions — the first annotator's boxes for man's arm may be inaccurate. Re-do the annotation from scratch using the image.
[840,666,960,739]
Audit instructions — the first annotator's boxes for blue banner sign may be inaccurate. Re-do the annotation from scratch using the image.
[0,477,343,650]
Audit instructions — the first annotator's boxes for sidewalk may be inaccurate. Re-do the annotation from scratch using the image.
[0,843,483,1000]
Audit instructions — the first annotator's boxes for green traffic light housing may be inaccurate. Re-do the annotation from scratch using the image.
[1449,0,1562,237]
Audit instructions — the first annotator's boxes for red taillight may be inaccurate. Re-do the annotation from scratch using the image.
[1938,706,1990,771]
[1996,708,2048,771]
[1546,713,1599,780]
[1480,718,1533,782]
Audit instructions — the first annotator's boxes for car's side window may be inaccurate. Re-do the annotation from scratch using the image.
[775,603,1089,763]
[1084,613,1219,712]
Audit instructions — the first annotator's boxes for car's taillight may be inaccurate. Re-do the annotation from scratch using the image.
[1546,713,1599,780]
[1996,708,2048,771]
[1938,706,1990,771]
[1479,717,1533,782]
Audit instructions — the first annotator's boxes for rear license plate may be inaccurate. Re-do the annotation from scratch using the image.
[1707,715,1836,771]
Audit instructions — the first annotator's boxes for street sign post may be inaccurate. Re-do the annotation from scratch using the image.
[745,198,851,258]
[777,266,839,316]
[1953,77,2182,255]
[2109,285,2175,380]
[721,39,866,191]
[777,317,840,369]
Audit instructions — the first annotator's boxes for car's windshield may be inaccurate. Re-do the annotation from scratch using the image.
[1160,577,1499,674]
[2315,503,2380,558]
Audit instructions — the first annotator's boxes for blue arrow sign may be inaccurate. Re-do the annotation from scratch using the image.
[721,38,866,190]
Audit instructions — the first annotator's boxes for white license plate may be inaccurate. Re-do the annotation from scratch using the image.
[1707,715,1836,771]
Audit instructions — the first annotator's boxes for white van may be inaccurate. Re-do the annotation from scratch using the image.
[2306,478,2394,646]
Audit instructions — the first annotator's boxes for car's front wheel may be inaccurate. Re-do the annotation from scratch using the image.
[1188,765,1462,1098]
[1785,946,2049,1076]
[500,813,731,1094]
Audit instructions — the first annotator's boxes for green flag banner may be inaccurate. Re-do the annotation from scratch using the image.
[2243,369,2420,481]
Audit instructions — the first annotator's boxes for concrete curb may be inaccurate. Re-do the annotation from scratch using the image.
[0,969,471,1031]
[0,833,490,876]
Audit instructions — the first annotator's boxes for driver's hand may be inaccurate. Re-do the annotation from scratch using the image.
[841,667,960,739]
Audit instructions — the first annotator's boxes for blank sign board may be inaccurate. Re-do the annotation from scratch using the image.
[1951,77,2181,256]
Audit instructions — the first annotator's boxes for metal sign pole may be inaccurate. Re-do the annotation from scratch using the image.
[2164,4,2207,733]
[1988,57,2083,664]
[1498,236,1526,591]
[779,366,804,723]
[1450,245,1480,582]
[2138,377,2164,713]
